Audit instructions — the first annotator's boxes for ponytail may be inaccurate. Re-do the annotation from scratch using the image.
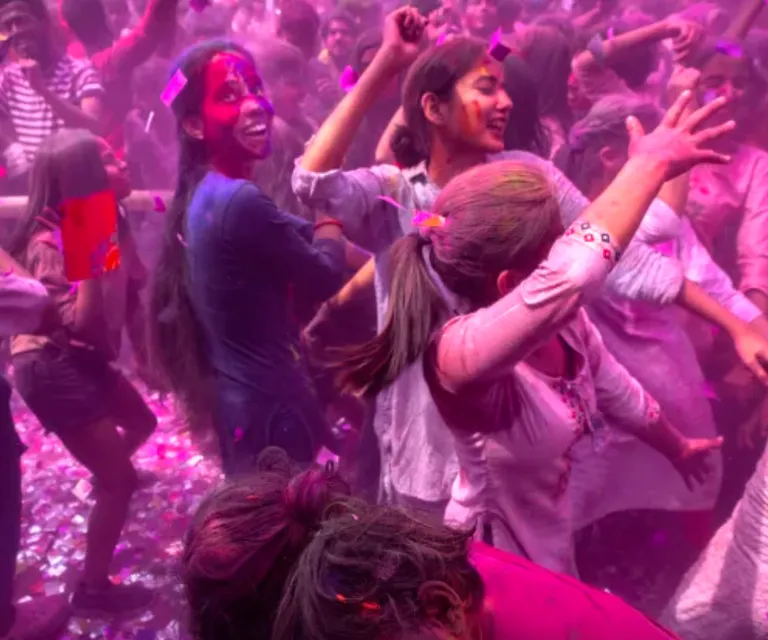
[391,124,429,169]
[338,233,447,397]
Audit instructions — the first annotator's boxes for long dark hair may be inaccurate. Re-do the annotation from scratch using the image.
[502,55,551,158]
[391,37,488,168]
[147,39,254,431]
[183,447,351,640]
[6,129,109,264]
[339,161,561,397]
[272,504,485,640]
[517,25,573,136]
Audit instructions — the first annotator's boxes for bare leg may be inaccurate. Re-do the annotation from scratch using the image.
[57,419,137,586]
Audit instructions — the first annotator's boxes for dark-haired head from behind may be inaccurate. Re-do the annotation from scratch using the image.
[183,447,351,640]
[272,505,485,640]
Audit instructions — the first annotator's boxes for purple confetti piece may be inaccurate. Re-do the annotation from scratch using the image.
[153,196,166,213]
[161,69,188,107]
[715,39,744,59]
[339,65,359,93]
[72,478,92,502]
[189,0,210,11]
[177,233,188,248]
[436,32,448,47]
[488,27,511,62]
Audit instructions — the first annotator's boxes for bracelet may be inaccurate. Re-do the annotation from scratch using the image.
[314,220,344,232]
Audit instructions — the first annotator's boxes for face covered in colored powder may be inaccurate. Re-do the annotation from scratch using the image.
[439,57,512,155]
[200,52,275,165]
[698,53,750,127]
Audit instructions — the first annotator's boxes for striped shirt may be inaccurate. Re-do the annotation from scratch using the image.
[0,55,104,165]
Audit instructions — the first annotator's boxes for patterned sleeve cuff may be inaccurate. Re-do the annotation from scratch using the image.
[563,221,620,267]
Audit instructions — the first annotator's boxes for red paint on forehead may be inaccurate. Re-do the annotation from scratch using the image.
[204,52,259,92]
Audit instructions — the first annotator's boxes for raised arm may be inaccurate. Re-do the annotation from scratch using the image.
[94,0,179,77]
[299,7,425,173]
[435,93,735,392]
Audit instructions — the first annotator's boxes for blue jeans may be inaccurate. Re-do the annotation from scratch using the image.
[0,378,22,635]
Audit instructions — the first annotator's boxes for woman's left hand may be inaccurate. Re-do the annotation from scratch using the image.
[732,325,768,385]
[672,437,723,490]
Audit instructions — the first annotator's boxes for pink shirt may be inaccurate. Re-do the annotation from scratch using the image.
[472,542,679,639]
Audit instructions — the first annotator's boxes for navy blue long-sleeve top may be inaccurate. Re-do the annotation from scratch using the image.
[185,172,345,465]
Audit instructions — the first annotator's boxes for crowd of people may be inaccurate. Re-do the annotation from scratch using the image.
[1,0,768,637]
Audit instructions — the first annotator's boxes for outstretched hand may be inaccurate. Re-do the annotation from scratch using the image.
[627,91,735,181]
[673,436,723,490]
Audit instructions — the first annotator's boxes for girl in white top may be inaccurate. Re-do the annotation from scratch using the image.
[293,8,768,520]
[334,93,732,576]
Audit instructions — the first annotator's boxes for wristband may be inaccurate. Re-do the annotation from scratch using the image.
[587,34,607,66]
[313,220,343,232]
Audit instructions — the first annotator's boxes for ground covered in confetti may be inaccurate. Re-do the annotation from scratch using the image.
[11,382,221,640]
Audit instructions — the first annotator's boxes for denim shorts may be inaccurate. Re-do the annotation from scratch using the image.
[12,346,122,434]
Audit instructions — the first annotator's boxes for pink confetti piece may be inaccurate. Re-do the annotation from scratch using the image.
[315,446,340,467]
[68,282,79,296]
[153,196,166,212]
[144,110,155,133]
[715,40,744,59]
[234,427,244,442]
[436,32,448,47]
[376,194,405,210]
[488,28,511,62]
[161,69,188,107]
[72,478,92,502]
[177,233,188,248]
[606,26,615,40]
[339,65,359,92]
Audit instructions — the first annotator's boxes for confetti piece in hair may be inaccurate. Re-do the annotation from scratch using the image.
[606,26,615,40]
[72,478,92,502]
[436,32,448,46]
[161,69,188,107]
[144,110,155,133]
[153,196,166,212]
[315,446,340,467]
[488,28,511,62]
[412,211,446,228]
[339,65,359,92]
[715,40,744,58]
[177,233,188,248]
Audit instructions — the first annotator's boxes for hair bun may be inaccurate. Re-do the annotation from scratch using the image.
[255,446,296,475]
[391,124,428,169]
[283,467,350,536]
